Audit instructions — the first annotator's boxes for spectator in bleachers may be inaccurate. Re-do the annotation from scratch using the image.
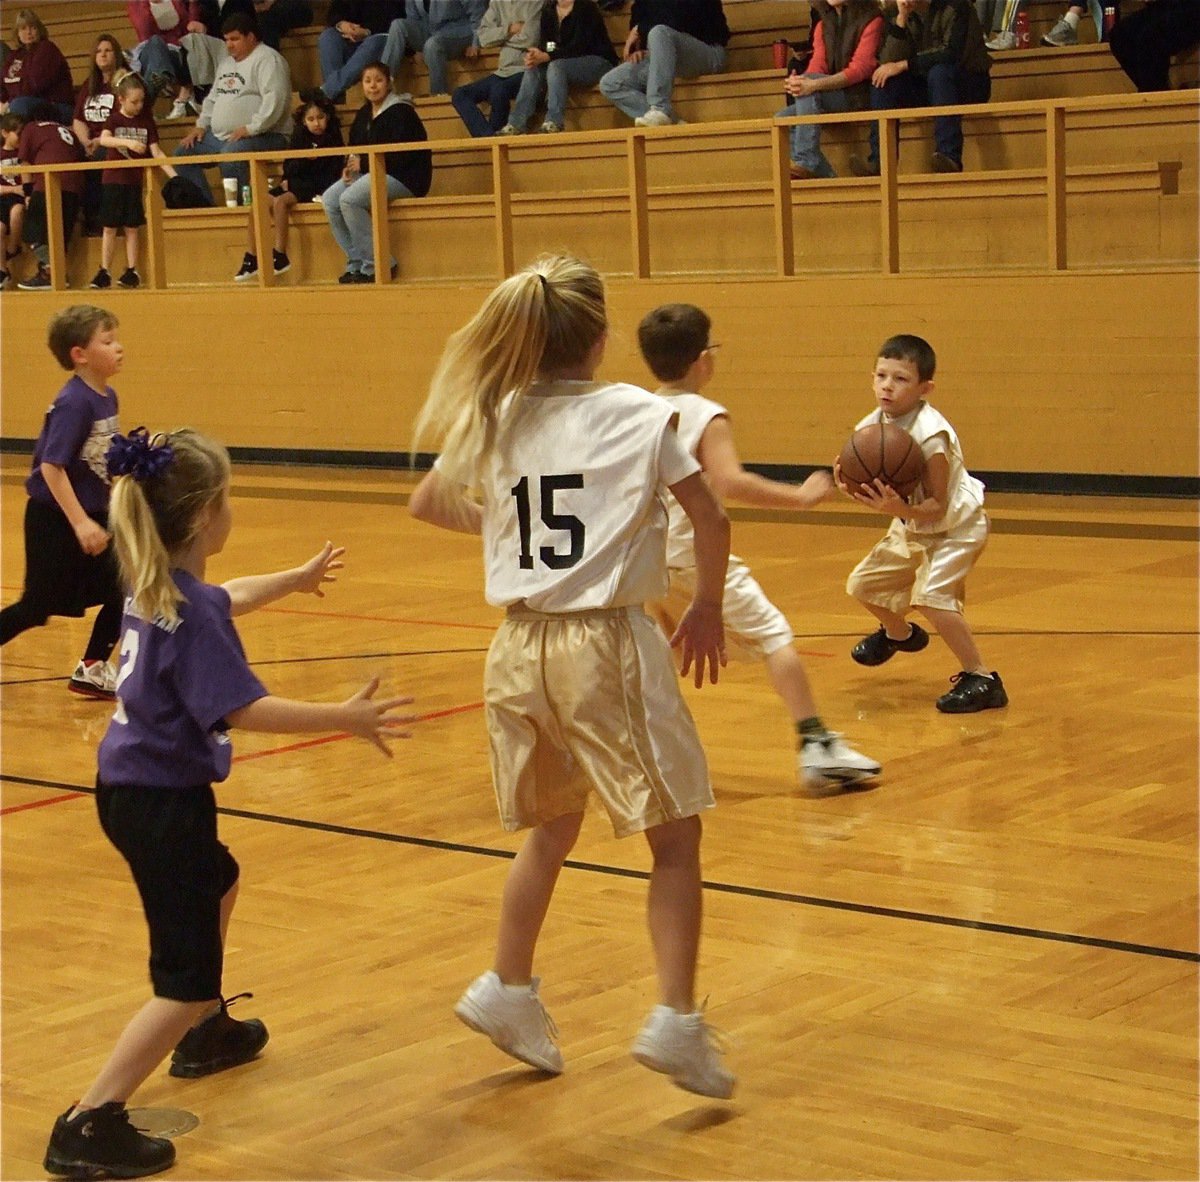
[850,0,991,177]
[451,0,543,136]
[4,110,85,289]
[974,1,1023,51]
[172,12,293,204]
[318,1,404,103]
[1108,0,1200,91]
[191,0,315,51]
[775,0,883,180]
[1041,2,1107,47]
[126,1,203,119]
[73,35,127,237]
[597,0,729,127]
[322,60,431,282]
[499,0,618,134]
[234,88,344,280]
[381,0,488,97]
[0,113,26,287]
[0,9,74,125]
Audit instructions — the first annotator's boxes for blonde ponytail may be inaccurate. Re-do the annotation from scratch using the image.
[413,255,607,474]
[106,428,231,624]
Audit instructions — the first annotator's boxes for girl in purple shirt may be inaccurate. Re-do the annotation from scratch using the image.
[43,427,414,1182]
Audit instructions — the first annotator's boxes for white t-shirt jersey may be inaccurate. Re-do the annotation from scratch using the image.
[855,400,985,534]
[439,380,699,613]
[659,391,727,569]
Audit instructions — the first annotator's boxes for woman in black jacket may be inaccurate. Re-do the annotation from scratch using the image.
[321,60,432,283]
[501,0,618,133]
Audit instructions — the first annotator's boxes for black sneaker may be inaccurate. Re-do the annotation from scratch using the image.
[90,267,112,290]
[117,268,140,289]
[271,249,290,275]
[936,671,1008,714]
[233,252,258,282]
[851,623,930,666]
[169,992,268,1078]
[19,266,52,290]
[44,1101,175,1179]
[0,268,9,289]
[931,152,963,173]
[337,269,361,284]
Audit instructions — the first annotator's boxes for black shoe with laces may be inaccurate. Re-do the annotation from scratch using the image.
[169,992,269,1078]
[936,671,1008,714]
[18,266,52,290]
[90,267,112,289]
[43,1101,175,1179]
[271,249,290,275]
[337,269,360,284]
[234,252,258,282]
[851,623,930,666]
[117,268,140,289]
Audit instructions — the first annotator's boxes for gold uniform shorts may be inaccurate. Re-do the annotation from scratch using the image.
[846,507,989,615]
[484,605,714,838]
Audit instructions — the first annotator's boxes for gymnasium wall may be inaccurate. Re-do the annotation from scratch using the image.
[1,268,1197,484]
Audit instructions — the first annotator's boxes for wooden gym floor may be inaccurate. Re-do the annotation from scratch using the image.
[1,459,1196,1181]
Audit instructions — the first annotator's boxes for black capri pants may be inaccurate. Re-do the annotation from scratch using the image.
[96,780,240,1002]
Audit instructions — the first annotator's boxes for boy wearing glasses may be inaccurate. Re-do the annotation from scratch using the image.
[638,303,880,793]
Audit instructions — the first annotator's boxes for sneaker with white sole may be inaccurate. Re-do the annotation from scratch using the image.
[1041,17,1078,46]
[496,123,520,136]
[634,108,675,128]
[166,98,200,120]
[234,252,258,282]
[986,30,1017,50]
[540,120,563,133]
[454,970,563,1073]
[68,660,116,700]
[799,732,881,792]
[631,1005,734,1099]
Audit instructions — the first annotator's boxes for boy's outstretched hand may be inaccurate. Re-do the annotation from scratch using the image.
[344,677,417,757]
[295,542,346,597]
[670,599,726,688]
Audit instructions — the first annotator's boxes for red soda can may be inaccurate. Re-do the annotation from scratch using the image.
[1103,6,1117,39]
[772,39,790,70]
[1014,10,1031,48]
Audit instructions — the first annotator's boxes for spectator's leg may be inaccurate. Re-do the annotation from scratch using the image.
[485,72,524,133]
[452,75,501,137]
[422,27,474,96]
[255,0,313,49]
[642,25,726,119]
[178,33,225,87]
[545,55,609,127]
[318,28,354,100]
[1110,0,1200,91]
[139,35,182,99]
[330,33,389,98]
[339,173,380,272]
[863,72,922,167]
[598,58,652,120]
[381,17,421,79]
[81,156,104,235]
[787,83,849,176]
[361,175,414,275]
[509,64,547,131]
[927,66,990,167]
[171,130,222,205]
[321,178,359,271]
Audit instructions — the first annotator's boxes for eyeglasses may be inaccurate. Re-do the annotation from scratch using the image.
[703,342,722,354]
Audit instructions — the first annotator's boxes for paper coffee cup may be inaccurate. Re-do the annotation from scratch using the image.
[223,177,239,207]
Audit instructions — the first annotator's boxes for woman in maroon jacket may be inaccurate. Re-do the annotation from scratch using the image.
[0,9,74,124]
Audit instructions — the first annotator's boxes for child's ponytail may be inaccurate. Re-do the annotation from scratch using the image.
[106,428,231,624]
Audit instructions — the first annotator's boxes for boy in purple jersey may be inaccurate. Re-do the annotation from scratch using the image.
[42,427,416,1181]
[0,305,125,698]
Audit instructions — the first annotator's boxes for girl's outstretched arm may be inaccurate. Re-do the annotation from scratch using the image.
[227,678,417,758]
[409,469,483,535]
[223,541,345,617]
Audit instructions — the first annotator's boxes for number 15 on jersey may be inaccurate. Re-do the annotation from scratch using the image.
[510,474,586,571]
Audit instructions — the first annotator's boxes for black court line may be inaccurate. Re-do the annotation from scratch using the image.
[3,772,1196,966]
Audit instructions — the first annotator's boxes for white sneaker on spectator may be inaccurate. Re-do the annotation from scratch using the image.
[496,124,520,136]
[631,1005,734,1099]
[986,31,1017,50]
[634,108,675,128]
[166,99,198,120]
[454,971,563,1073]
[540,120,563,133]
[1041,18,1078,46]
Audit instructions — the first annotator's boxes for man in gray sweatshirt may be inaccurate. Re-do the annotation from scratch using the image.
[450,0,542,136]
[173,12,294,205]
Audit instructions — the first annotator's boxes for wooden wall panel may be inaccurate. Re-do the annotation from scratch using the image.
[2,271,1196,477]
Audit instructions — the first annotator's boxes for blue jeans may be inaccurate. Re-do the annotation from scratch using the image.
[321,172,413,273]
[318,28,389,101]
[451,71,523,137]
[598,25,726,120]
[509,55,611,130]
[865,64,992,166]
[382,15,474,95]
[774,77,850,176]
[131,36,188,97]
[172,129,290,205]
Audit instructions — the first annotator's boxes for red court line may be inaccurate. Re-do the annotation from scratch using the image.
[1,791,88,816]
[261,605,496,631]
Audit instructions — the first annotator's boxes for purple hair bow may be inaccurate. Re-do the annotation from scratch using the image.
[106,427,175,482]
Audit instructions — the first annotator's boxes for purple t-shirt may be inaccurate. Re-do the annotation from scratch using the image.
[98,571,268,788]
[25,376,119,515]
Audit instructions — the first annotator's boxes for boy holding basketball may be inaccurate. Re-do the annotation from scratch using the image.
[639,303,880,791]
[837,333,1007,713]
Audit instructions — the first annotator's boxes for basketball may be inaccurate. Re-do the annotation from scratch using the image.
[838,422,925,499]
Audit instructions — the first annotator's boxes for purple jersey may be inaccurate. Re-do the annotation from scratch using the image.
[25,376,119,515]
[98,571,268,788]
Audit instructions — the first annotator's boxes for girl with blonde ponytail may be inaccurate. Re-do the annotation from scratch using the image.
[44,427,415,1181]
[410,255,737,1100]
